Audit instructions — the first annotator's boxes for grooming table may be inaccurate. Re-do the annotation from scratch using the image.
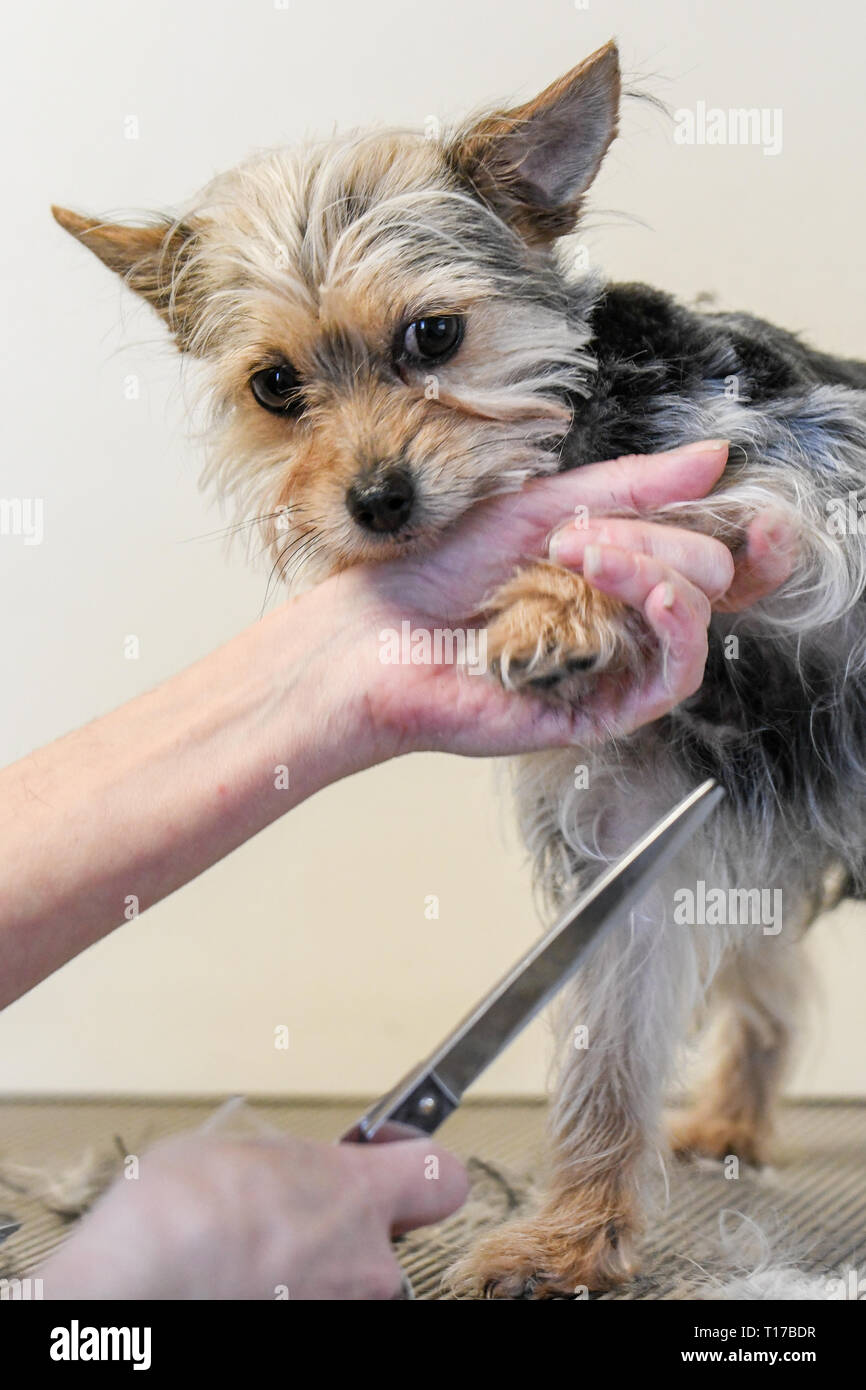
[1,1098,863,1298]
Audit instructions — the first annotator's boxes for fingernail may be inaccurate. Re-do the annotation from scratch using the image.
[548,528,566,564]
[549,526,584,565]
[584,544,602,578]
[661,581,676,609]
[667,438,729,458]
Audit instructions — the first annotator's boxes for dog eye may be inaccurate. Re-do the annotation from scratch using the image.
[400,315,464,365]
[250,364,304,415]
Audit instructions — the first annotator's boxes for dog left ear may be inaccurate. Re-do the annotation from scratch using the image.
[51,206,202,351]
[447,40,620,246]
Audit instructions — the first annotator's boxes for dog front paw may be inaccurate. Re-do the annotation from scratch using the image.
[447,1207,640,1300]
[483,563,645,699]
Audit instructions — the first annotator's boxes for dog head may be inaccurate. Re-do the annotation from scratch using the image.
[53,42,620,584]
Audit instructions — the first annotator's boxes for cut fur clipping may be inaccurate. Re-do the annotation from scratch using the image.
[0,1146,122,1219]
[695,1267,843,1300]
[673,1211,860,1301]
[0,1099,274,1227]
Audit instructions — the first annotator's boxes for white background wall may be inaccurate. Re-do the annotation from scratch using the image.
[1,0,864,1097]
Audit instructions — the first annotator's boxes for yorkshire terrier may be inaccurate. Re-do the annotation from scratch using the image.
[53,39,866,1298]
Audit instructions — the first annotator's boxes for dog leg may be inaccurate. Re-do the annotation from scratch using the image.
[449,873,703,1298]
[483,562,648,698]
[669,911,810,1167]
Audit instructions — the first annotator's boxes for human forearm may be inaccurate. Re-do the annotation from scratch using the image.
[0,585,378,1007]
[0,445,795,1010]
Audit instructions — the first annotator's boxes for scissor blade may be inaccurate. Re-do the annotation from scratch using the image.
[0,1213,21,1246]
[350,779,723,1140]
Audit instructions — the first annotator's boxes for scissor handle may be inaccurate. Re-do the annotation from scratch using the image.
[341,1066,459,1143]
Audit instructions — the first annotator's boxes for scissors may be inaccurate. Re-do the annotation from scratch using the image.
[342,779,723,1146]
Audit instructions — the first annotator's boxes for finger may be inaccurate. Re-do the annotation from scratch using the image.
[519,439,729,531]
[353,1138,470,1235]
[549,518,734,602]
[615,576,711,730]
[568,544,712,629]
[715,509,798,612]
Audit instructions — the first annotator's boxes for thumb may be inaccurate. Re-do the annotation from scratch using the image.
[388,440,731,616]
[352,1138,470,1235]
[507,439,731,540]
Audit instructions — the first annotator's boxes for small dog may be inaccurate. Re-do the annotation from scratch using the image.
[54,39,866,1297]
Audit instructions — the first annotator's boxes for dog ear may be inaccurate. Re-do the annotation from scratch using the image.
[448,40,620,246]
[51,206,202,351]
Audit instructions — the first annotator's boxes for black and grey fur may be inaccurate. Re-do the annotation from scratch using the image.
[558,274,866,892]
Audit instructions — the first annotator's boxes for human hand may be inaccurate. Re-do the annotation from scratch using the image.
[326,440,796,758]
[38,1127,468,1300]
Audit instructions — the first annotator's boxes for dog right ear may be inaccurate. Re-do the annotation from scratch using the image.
[51,206,203,351]
[447,40,620,247]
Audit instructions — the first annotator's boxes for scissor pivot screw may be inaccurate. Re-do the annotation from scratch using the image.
[416,1094,438,1118]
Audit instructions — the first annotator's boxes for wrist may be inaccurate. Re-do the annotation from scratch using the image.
[280,571,415,773]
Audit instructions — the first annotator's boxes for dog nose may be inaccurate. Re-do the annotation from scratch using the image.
[346,467,415,535]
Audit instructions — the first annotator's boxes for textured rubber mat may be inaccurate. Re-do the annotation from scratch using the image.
[0,1098,863,1298]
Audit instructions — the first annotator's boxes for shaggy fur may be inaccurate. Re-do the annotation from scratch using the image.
[53,39,866,1297]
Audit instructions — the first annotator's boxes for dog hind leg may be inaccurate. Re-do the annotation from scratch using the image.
[669,902,811,1167]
